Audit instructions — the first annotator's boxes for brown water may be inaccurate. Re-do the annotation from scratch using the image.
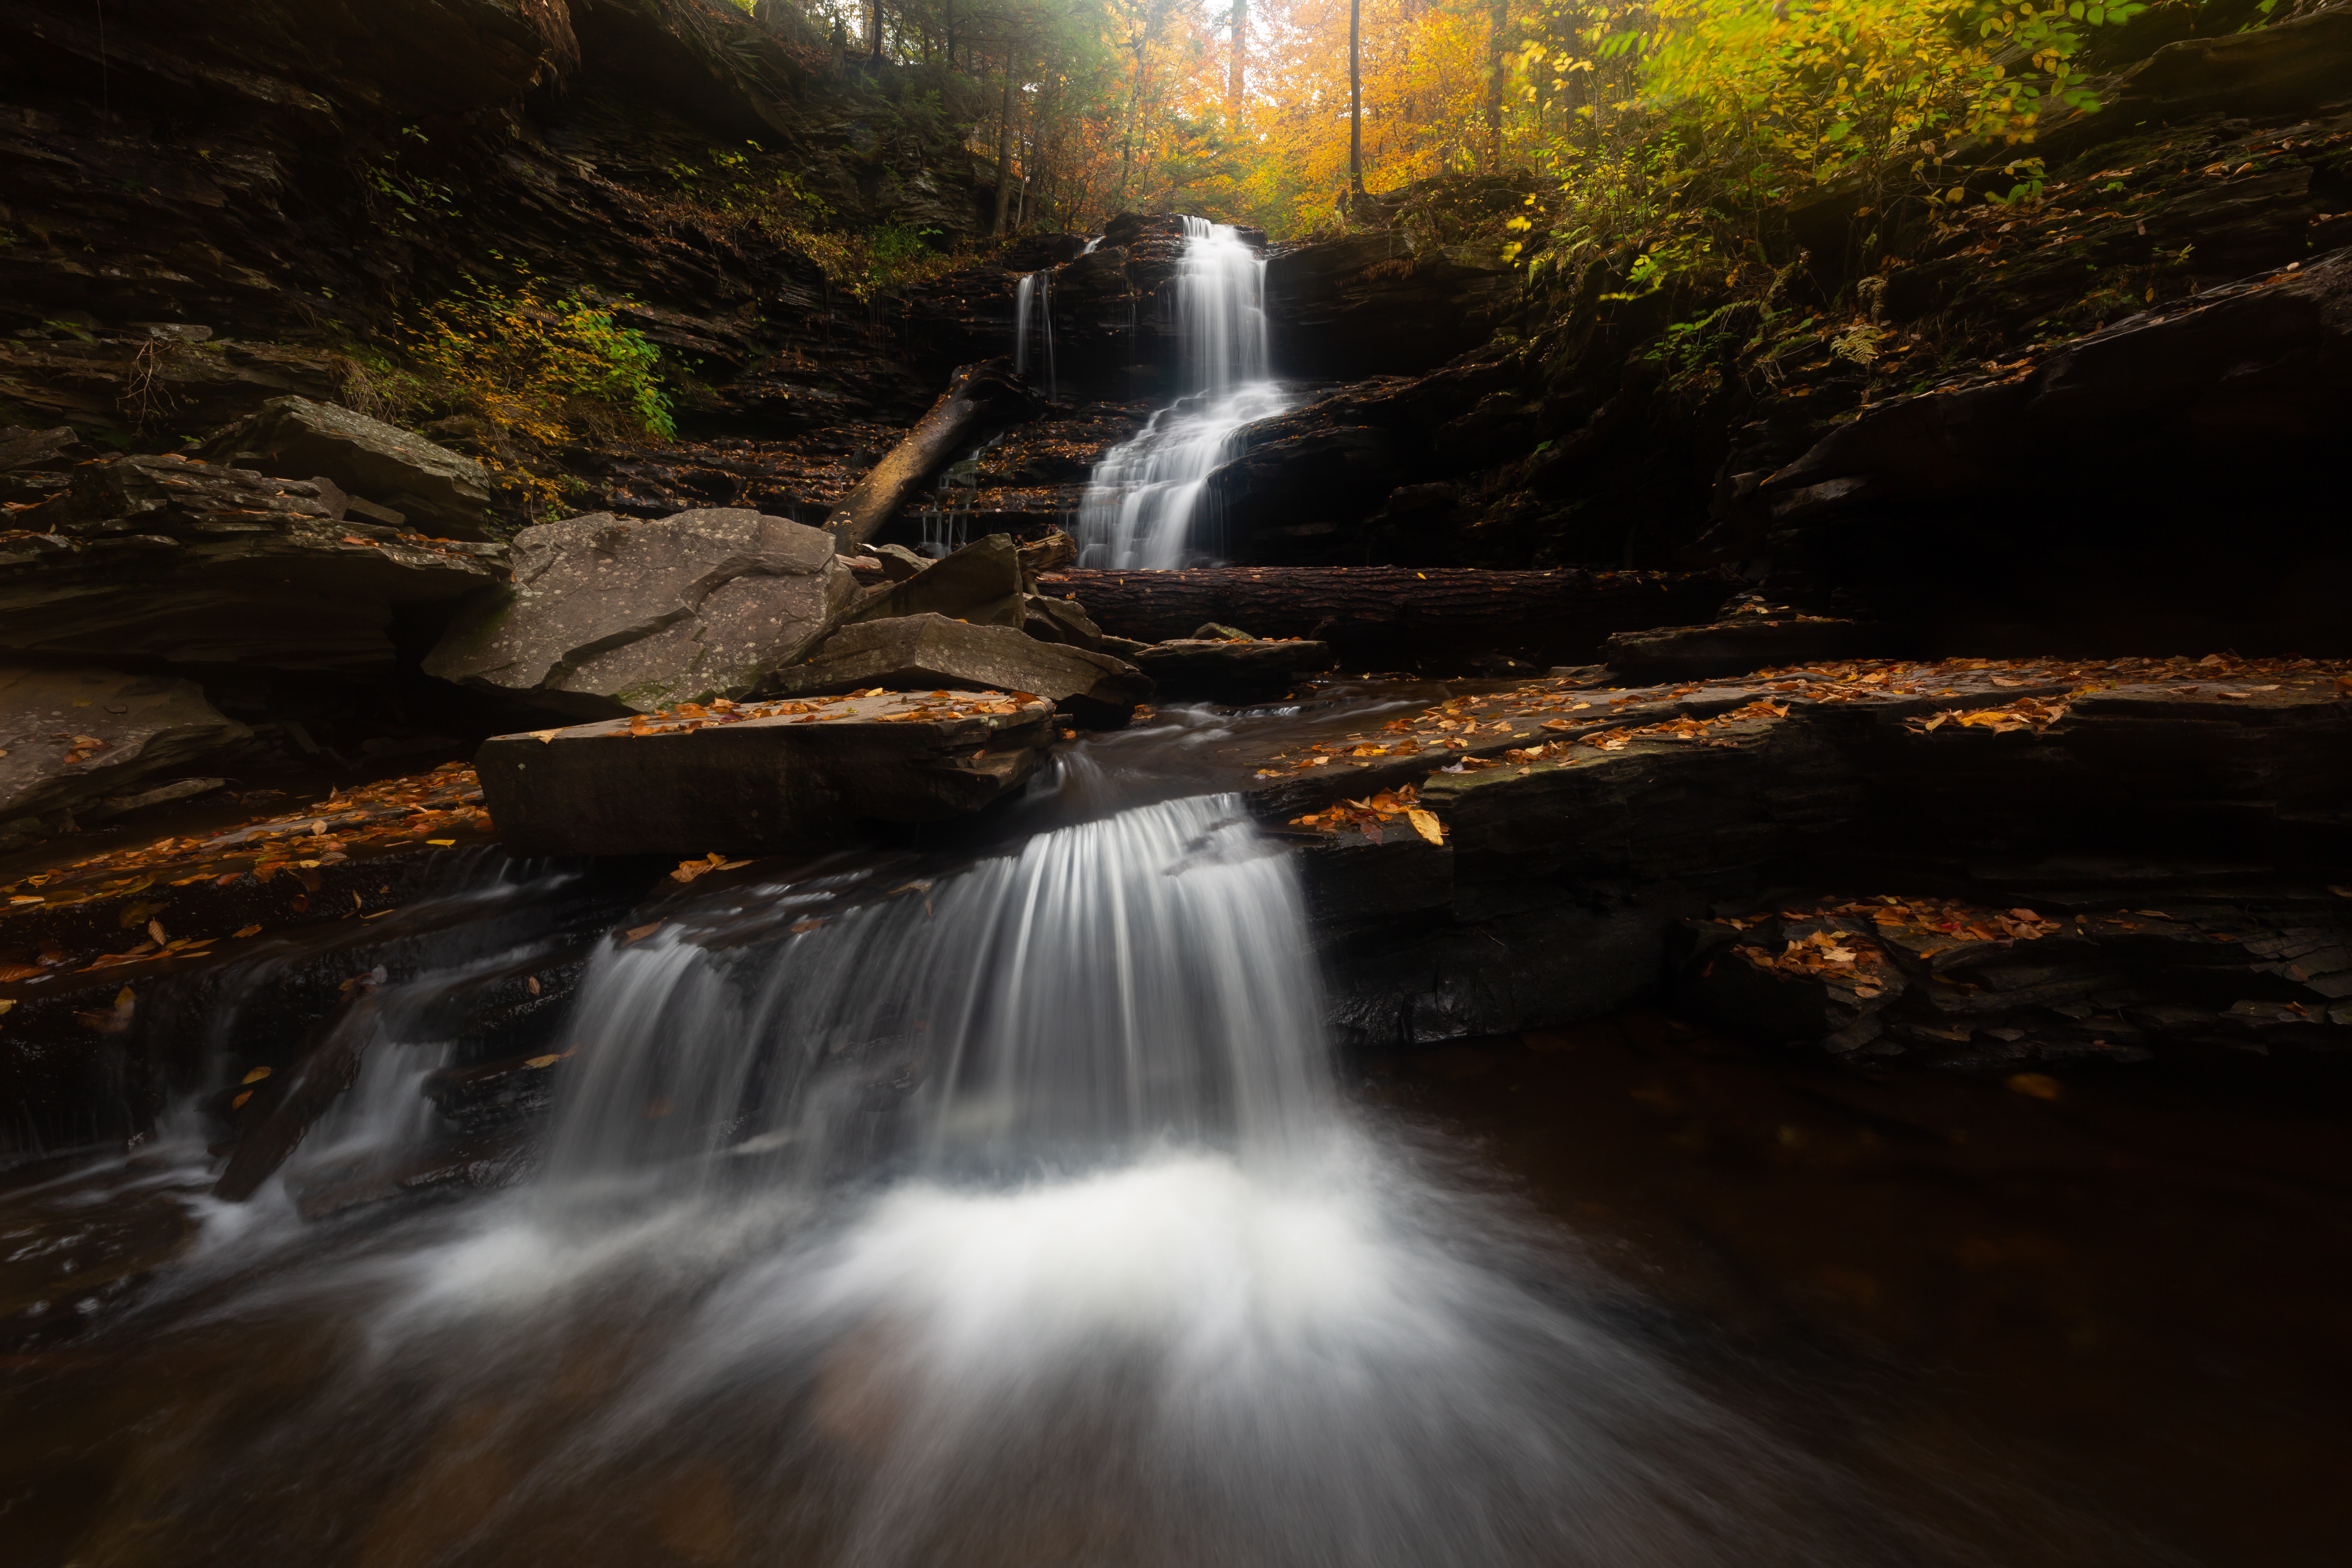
[1368,1011,2352,1568]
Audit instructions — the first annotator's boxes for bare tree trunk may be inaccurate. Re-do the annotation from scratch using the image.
[869,0,882,60]
[1486,0,1507,167]
[993,53,1019,234]
[1117,41,1147,203]
[944,0,954,66]
[1348,0,1364,194]
[1228,0,1246,125]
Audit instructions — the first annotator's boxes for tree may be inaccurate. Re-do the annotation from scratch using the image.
[1228,0,1247,127]
[993,47,1021,234]
[1348,0,1363,195]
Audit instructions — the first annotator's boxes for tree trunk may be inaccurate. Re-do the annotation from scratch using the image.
[1348,0,1364,194]
[869,0,882,61]
[992,53,1018,235]
[825,363,1040,551]
[1228,0,1246,124]
[1037,566,1736,669]
[1486,0,1507,167]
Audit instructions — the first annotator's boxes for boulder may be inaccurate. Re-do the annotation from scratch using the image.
[0,664,252,842]
[845,531,1026,629]
[424,508,857,719]
[2,454,506,671]
[472,689,1059,857]
[769,613,1153,725]
[1023,591,1104,649]
[203,395,496,540]
[1131,639,1334,703]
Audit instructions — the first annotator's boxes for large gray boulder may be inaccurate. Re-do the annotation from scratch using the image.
[3,453,507,671]
[425,508,857,718]
[204,395,495,540]
[1,664,252,842]
[770,613,1153,724]
[473,690,1057,857]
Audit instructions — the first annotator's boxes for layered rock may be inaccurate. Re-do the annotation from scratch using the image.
[424,507,855,717]
[473,688,1058,856]
[203,395,494,539]
[1248,656,2352,1057]
[3,454,506,670]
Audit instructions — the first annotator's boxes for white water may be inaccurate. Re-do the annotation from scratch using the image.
[27,798,2020,1565]
[1013,269,1056,402]
[1078,217,1297,569]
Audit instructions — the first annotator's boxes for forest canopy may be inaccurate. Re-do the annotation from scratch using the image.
[755,0,2201,241]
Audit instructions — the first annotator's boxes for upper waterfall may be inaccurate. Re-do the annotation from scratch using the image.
[1075,216,1296,570]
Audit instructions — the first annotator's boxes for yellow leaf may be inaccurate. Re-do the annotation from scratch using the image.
[1406,808,1446,846]
[426,838,457,846]
[232,1090,252,1109]
[523,1053,564,1069]
[2007,1072,2062,1100]
[232,924,263,938]
[241,1066,272,1085]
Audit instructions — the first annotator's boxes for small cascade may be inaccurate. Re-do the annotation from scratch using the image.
[1078,216,1296,569]
[541,794,1324,1188]
[1012,269,1057,402]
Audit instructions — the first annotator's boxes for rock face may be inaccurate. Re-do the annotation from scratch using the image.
[473,689,1058,857]
[770,614,1153,723]
[204,396,494,540]
[0,665,252,840]
[425,508,856,718]
[3,454,507,670]
[1131,639,1334,702]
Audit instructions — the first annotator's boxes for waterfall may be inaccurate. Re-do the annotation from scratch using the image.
[1012,270,1056,402]
[1077,216,1298,570]
[542,795,1326,1186]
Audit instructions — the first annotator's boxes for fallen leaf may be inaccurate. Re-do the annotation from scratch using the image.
[242,1066,272,1085]
[523,1054,565,1069]
[2007,1072,2062,1101]
[232,924,263,938]
[1406,808,1446,846]
[622,922,664,944]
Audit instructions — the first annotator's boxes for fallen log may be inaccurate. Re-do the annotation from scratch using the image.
[1034,566,1737,670]
[824,359,1040,550]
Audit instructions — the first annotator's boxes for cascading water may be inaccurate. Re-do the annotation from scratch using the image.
[7,793,2061,1567]
[1077,217,1296,569]
[1013,270,1056,403]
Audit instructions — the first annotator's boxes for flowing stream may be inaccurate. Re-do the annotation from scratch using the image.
[1077,217,1296,569]
[0,775,2145,1567]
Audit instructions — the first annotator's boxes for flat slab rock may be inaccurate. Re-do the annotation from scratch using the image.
[769,613,1152,722]
[475,691,1058,857]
